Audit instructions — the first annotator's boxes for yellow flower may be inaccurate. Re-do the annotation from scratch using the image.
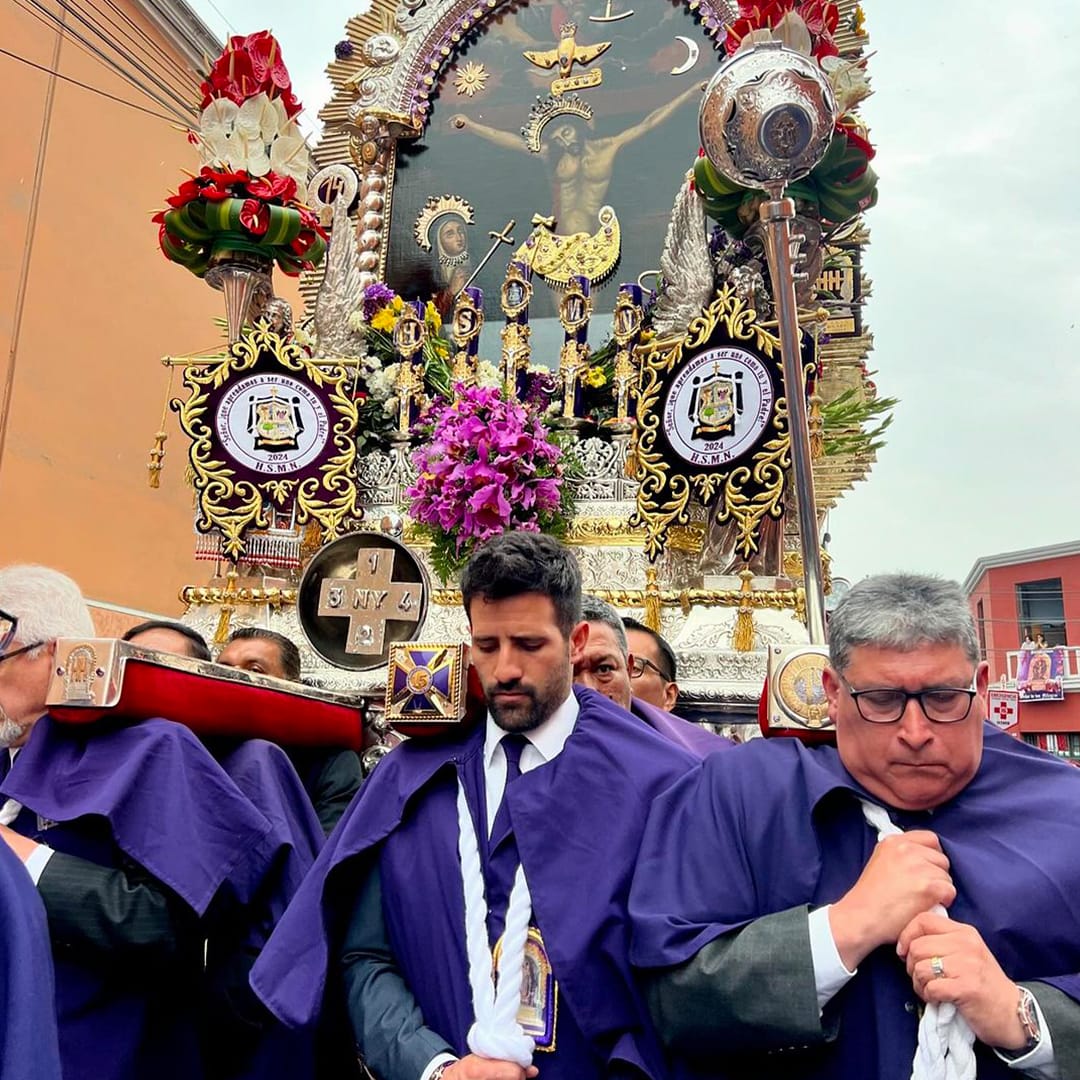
[424,301,442,333]
[583,367,608,389]
[371,308,397,333]
[391,296,405,313]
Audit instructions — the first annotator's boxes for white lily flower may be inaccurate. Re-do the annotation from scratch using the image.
[270,134,310,184]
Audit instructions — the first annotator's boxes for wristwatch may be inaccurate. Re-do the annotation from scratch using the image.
[998,985,1043,1060]
[1016,986,1043,1053]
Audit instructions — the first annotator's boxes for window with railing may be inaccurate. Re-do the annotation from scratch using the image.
[1016,578,1067,647]
[1025,733,1080,760]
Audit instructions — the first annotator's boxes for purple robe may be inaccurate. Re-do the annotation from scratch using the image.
[2,716,291,1080]
[630,723,1080,1079]
[0,838,62,1080]
[207,739,325,1080]
[252,686,698,1078]
[631,698,733,757]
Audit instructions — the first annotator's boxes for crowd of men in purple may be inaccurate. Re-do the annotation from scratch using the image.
[1,532,1079,1080]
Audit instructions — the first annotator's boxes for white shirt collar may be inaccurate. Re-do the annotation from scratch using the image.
[483,689,579,769]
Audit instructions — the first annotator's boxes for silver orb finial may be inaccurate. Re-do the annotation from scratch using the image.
[699,42,838,191]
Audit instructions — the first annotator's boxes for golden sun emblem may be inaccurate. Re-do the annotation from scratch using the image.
[454,61,489,98]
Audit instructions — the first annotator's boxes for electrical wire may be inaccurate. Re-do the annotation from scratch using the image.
[74,0,200,105]
[0,45,185,124]
[15,0,195,123]
[98,0,204,87]
[46,0,197,115]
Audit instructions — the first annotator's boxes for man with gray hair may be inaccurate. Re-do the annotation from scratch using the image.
[631,572,1080,1078]
[0,565,297,1080]
[574,596,724,757]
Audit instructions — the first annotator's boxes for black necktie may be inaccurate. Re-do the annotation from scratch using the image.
[0,749,10,784]
[502,733,528,785]
[491,733,528,840]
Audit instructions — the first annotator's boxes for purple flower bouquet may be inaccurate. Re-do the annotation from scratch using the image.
[406,385,575,582]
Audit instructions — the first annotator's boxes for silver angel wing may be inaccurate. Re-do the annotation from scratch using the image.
[651,176,715,339]
[313,192,368,358]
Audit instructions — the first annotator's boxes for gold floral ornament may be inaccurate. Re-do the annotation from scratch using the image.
[630,285,797,562]
[172,324,362,561]
[453,61,489,98]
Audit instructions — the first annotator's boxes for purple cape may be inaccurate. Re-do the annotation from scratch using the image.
[631,698,733,757]
[2,717,299,1080]
[630,723,1080,1080]
[0,839,62,1080]
[208,739,325,1080]
[4,716,281,914]
[252,686,698,1077]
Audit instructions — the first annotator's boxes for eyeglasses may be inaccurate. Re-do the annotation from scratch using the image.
[629,655,672,682]
[0,609,16,655]
[0,609,44,666]
[840,674,979,724]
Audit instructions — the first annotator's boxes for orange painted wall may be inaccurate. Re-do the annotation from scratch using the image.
[0,1,301,615]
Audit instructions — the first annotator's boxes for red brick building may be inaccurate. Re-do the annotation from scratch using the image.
[964,541,1080,759]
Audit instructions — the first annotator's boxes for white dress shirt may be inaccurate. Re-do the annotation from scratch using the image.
[481,691,579,835]
[809,906,1058,1076]
[421,692,580,1080]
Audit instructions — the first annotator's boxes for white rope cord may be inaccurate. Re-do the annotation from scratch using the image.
[456,779,535,1067]
[859,800,977,1080]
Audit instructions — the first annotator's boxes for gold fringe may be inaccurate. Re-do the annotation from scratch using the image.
[643,566,662,632]
[146,365,176,488]
[212,569,239,644]
[808,392,824,460]
[731,568,756,652]
[147,431,167,489]
[212,607,233,645]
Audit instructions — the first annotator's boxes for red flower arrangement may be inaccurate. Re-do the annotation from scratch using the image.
[199,31,301,118]
[726,0,840,60]
[155,168,326,276]
[156,31,325,279]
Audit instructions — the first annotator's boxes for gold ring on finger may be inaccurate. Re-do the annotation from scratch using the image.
[930,955,945,979]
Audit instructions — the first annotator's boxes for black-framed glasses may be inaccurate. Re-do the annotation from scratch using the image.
[840,675,979,724]
[0,642,43,666]
[0,609,16,655]
[629,655,671,682]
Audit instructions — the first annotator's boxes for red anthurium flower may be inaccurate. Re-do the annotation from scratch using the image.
[245,173,297,201]
[203,166,248,187]
[800,0,839,35]
[244,31,293,92]
[290,231,317,256]
[166,178,203,208]
[239,199,270,235]
[842,124,876,161]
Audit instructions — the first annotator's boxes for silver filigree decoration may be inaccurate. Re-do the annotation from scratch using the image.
[363,33,403,66]
[314,186,368,358]
[652,177,714,338]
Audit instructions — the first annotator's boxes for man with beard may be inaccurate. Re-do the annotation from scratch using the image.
[252,531,698,1080]
[0,565,295,1080]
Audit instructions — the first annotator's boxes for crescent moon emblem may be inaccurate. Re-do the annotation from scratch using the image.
[669,35,700,76]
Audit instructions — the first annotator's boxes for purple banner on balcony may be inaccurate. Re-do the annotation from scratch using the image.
[1017,647,1065,702]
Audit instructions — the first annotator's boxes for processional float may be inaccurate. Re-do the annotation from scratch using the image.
[51,2,884,754]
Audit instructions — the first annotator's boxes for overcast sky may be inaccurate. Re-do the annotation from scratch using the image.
[187,0,1080,586]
